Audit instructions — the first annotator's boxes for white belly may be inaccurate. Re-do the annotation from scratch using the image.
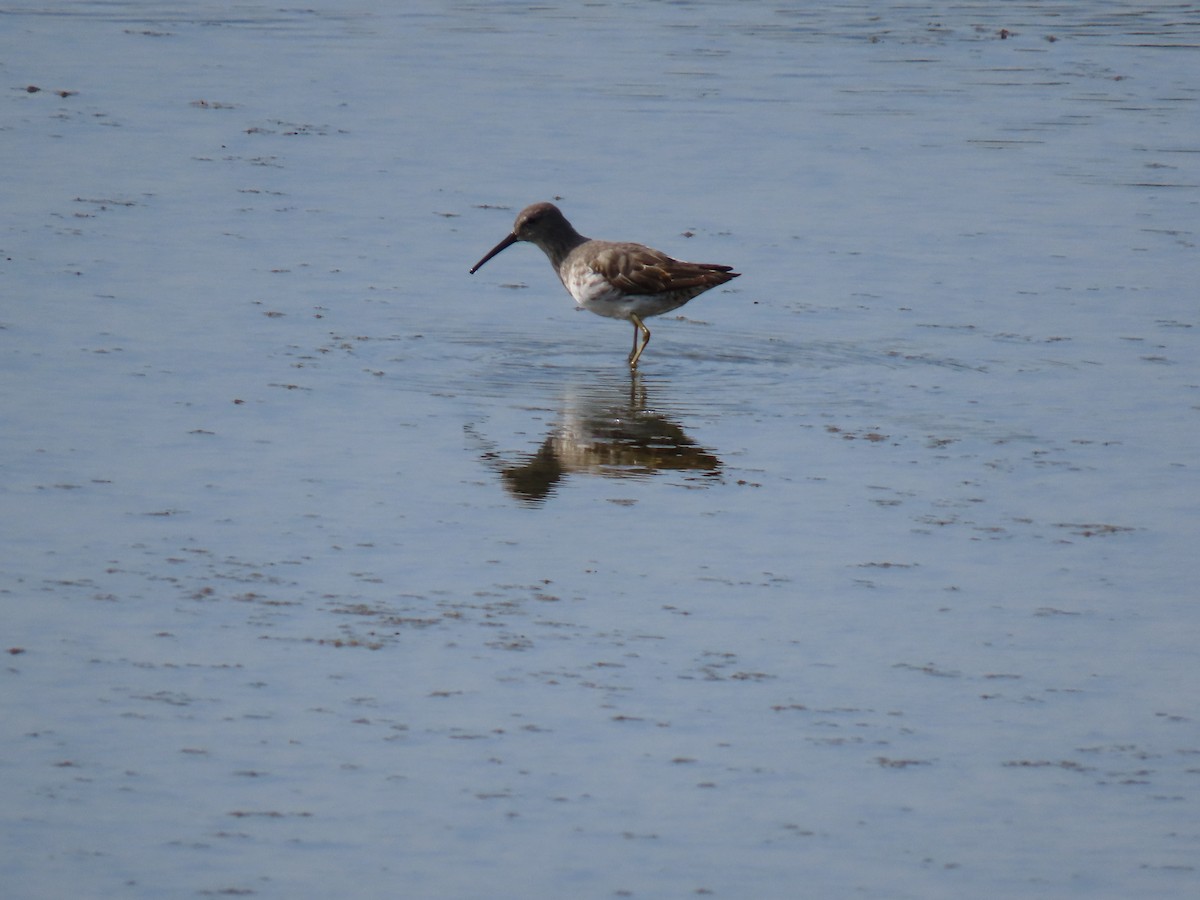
[562,261,677,322]
[562,264,627,316]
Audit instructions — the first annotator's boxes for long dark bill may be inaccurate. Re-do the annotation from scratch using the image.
[469,233,518,274]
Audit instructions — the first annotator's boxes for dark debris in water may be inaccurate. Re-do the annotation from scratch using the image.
[1054,522,1136,537]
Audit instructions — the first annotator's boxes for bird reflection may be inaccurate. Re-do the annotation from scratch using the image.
[493,374,721,503]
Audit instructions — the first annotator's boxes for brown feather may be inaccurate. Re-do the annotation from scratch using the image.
[592,244,737,298]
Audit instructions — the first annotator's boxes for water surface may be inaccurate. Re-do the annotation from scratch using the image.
[2,2,1198,898]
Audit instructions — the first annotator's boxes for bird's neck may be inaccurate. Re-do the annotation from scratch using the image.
[532,227,588,270]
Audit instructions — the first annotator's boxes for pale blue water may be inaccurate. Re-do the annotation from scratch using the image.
[2,3,1198,898]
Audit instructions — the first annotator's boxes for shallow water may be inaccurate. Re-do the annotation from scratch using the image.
[2,2,1199,898]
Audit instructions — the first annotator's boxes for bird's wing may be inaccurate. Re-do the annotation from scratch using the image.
[592,244,735,295]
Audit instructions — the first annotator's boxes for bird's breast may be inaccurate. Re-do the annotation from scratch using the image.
[562,261,625,310]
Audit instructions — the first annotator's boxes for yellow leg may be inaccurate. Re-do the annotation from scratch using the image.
[628,314,651,369]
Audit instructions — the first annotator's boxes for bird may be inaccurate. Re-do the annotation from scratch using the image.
[469,202,738,369]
